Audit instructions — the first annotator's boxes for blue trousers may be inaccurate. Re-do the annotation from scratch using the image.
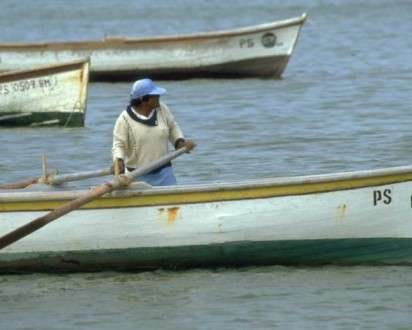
[137,165,177,186]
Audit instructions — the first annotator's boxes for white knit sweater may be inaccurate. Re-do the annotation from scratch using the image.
[112,102,184,169]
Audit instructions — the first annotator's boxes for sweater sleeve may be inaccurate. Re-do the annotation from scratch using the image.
[161,103,184,145]
[112,113,128,161]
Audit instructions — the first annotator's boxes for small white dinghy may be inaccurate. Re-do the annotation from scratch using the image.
[0,59,90,127]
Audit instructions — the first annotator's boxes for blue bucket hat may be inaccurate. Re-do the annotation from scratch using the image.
[130,78,166,99]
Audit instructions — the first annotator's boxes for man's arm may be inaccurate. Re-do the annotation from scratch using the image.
[111,114,128,174]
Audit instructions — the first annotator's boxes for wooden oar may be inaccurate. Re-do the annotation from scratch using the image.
[0,154,111,189]
[0,178,39,189]
[46,168,112,186]
[0,167,113,189]
[0,154,46,189]
[0,147,189,250]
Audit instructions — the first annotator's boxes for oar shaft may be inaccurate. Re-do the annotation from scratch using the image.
[48,168,112,185]
[49,148,186,185]
[0,168,112,190]
[0,178,38,190]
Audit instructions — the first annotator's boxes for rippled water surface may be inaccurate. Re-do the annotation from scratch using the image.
[1,0,412,329]
[1,267,412,329]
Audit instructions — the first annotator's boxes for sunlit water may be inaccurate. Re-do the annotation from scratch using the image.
[1,0,412,329]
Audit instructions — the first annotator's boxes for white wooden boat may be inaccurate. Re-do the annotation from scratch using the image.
[0,14,307,81]
[1,164,412,273]
[0,59,90,127]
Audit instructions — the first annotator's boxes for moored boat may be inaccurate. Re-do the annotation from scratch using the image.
[0,14,307,81]
[0,58,90,127]
[1,163,412,273]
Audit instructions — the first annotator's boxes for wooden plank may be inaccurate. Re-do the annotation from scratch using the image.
[0,112,32,121]
[30,119,60,127]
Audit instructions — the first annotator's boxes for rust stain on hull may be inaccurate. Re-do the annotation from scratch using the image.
[158,207,180,224]
[167,207,179,224]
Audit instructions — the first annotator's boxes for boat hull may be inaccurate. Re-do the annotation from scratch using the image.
[0,15,306,81]
[0,238,411,273]
[1,165,412,272]
[91,55,290,81]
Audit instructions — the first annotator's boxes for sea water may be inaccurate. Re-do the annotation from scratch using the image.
[0,0,411,328]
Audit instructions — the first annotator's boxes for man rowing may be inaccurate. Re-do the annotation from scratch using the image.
[112,78,195,186]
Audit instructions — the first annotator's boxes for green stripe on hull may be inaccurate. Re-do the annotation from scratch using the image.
[0,112,84,127]
[1,238,412,273]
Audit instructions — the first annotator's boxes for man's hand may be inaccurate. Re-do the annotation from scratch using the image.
[111,158,125,175]
[175,139,196,153]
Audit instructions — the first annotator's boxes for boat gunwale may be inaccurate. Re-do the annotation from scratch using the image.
[0,14,307,49]
[1,163,412,203]
[0,58,90,83]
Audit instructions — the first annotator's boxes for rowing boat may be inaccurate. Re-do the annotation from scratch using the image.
[1,163,412,273]
[0,59,90,127]
[0,14,307,81]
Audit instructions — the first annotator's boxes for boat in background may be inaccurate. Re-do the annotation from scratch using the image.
[1,163,412,273]
[0,14,307,81]
[0,58,90,127]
